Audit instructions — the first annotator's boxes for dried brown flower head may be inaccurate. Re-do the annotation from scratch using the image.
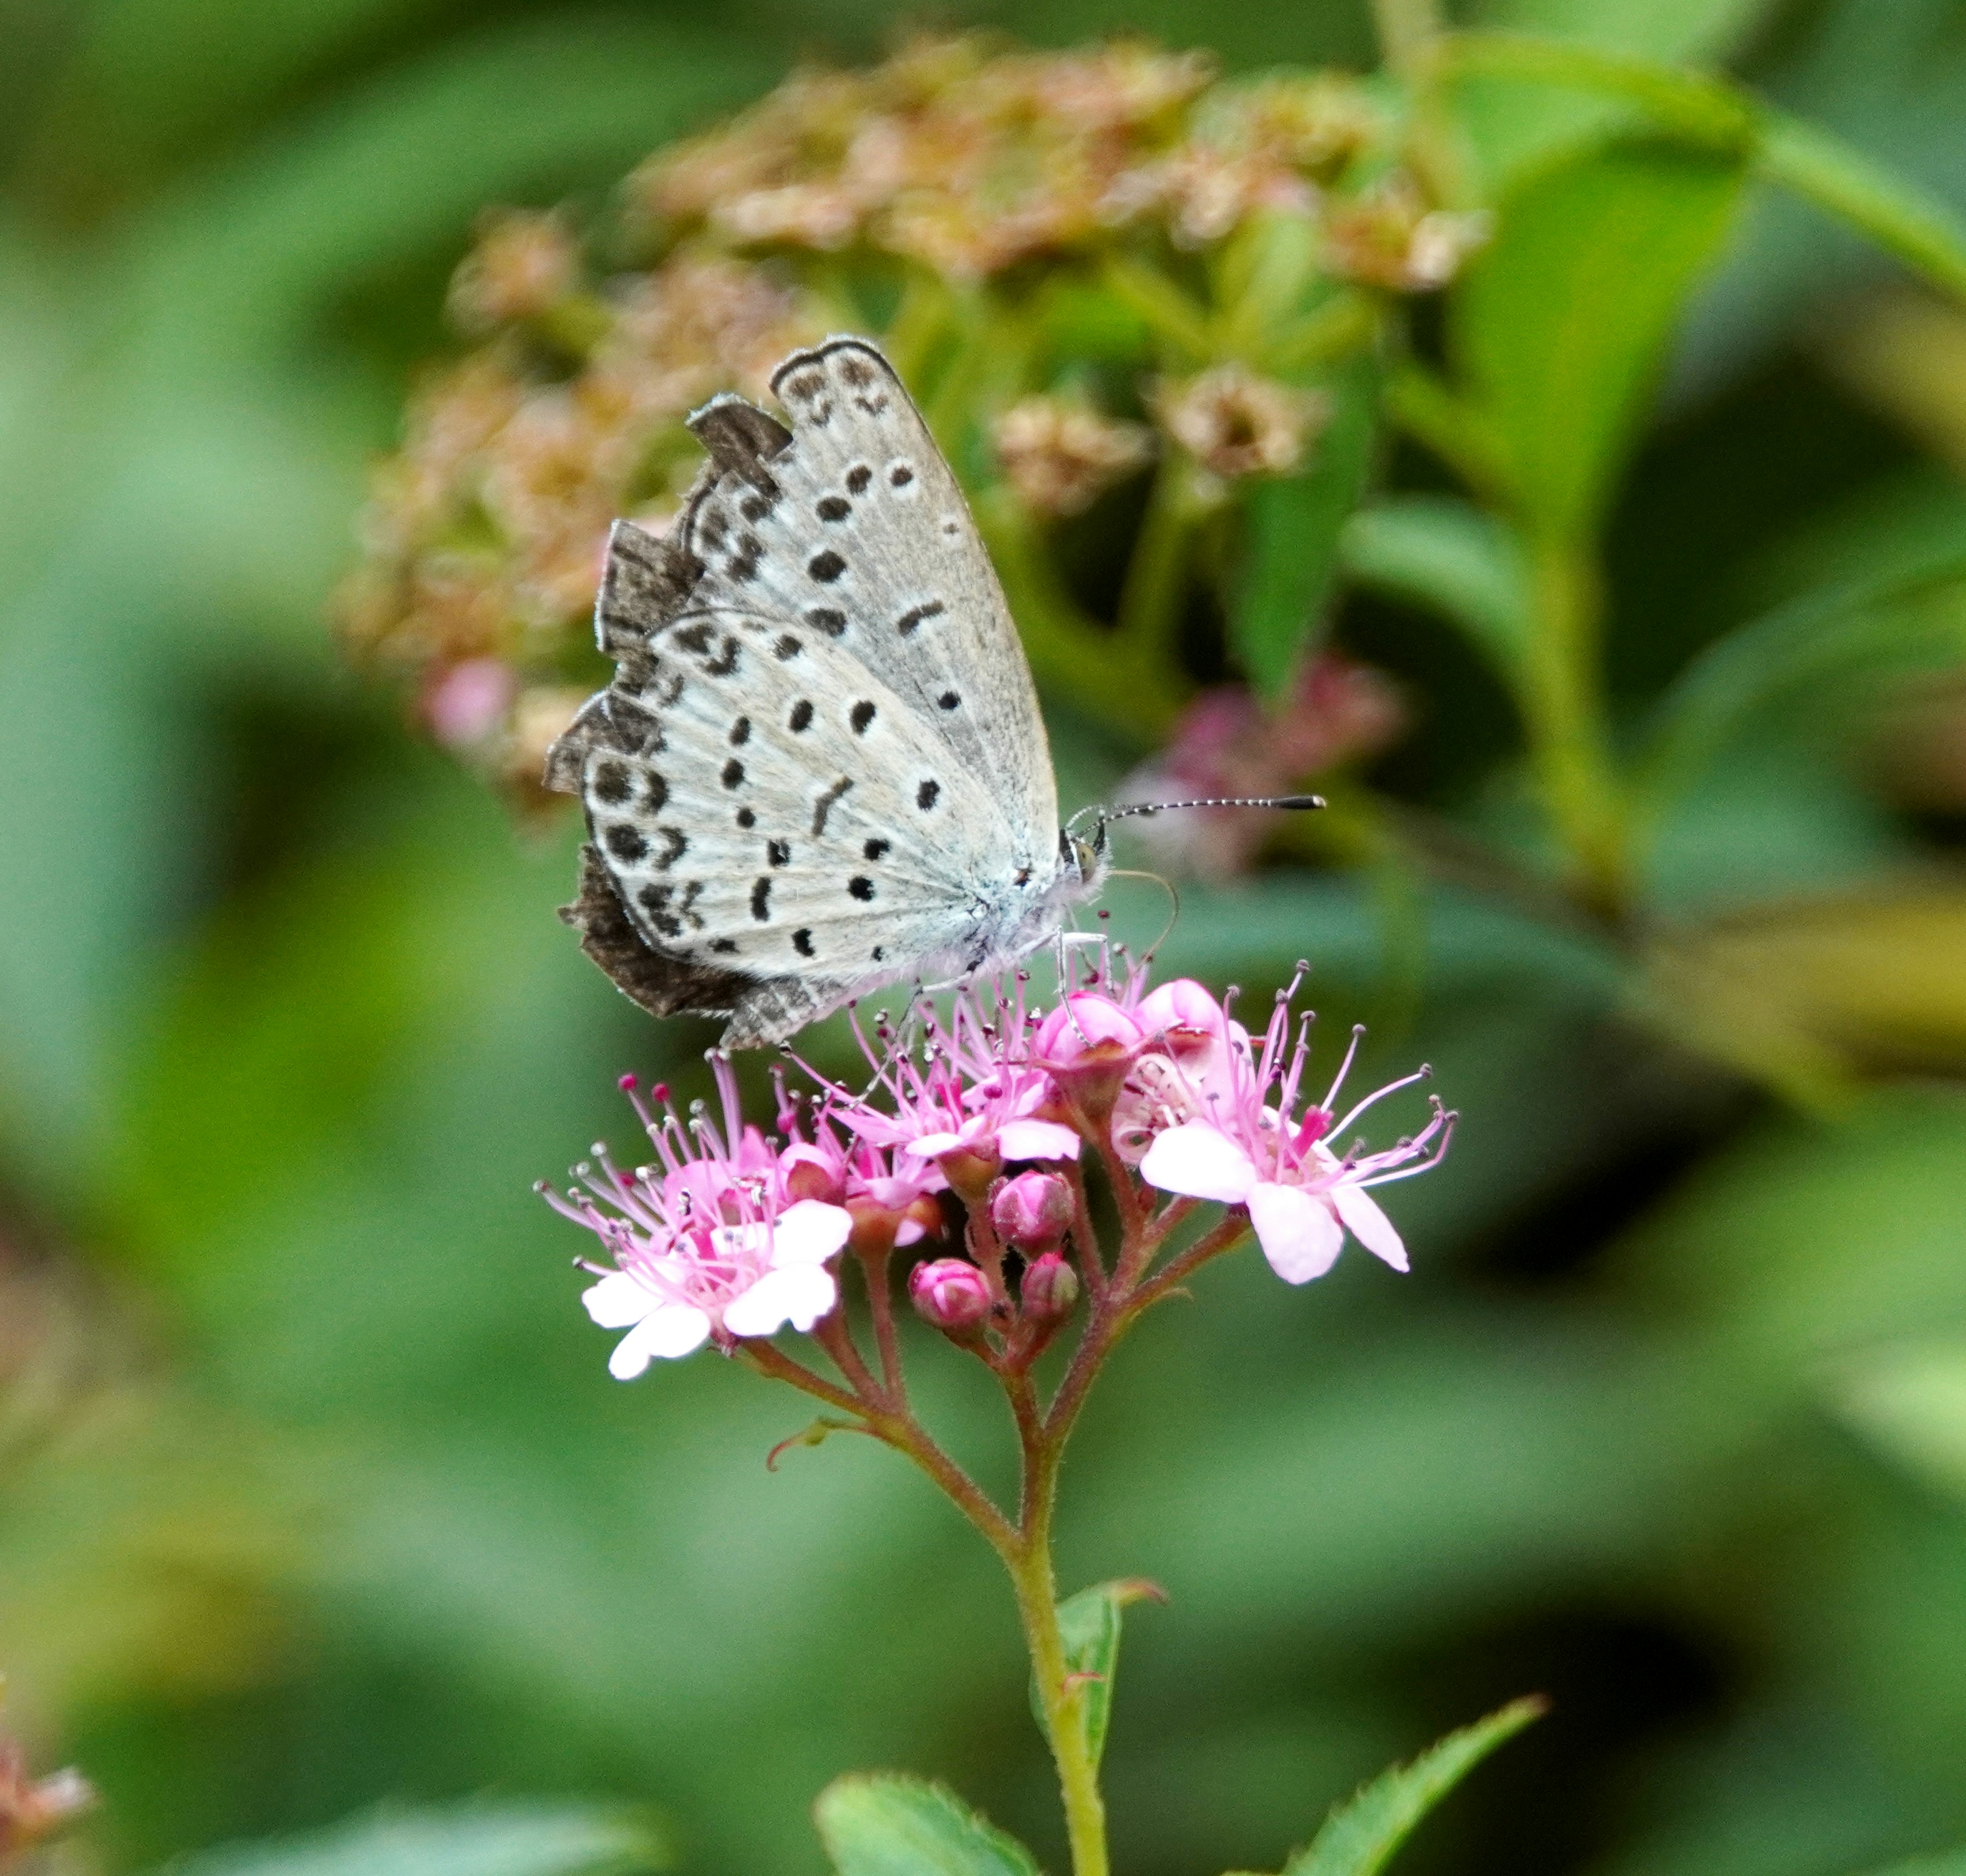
[994,397,1155,516]
[447,208,582,332]
[1323,174,1490,292]
[1156,365,1329,479]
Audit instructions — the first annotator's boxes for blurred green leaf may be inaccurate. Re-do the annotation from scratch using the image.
[152,1801,669,1876]
[1637,556,1966,819]
[1846,1849,1966,1876]
[117,14,780,365]
[1640,887,1966,1101]
[1030,1577,1164,1774]
[1338,496,1531,691]
[814,1776,1041,1876]
[1830,1340,1966,1503]
[1228,1698,1544,1876]
[1452,0,1776,189]
[1233,356,1380,697]
[1453,140,1744,540]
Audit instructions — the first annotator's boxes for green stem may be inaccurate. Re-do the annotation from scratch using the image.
[1113,452,1196,667]
[1522,532,1629,918]
[1008,1452,1109,1876]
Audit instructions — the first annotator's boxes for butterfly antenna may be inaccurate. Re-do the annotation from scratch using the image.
[1096,793,1326,832]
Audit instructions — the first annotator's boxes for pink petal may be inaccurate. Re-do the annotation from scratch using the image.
[903,1131,966,1159]
[1138,1120,1257,1203]
[1330,1180,1408,1272]
[996,1118,1082,1162]
[770,1199,854,1267]
[609,1304,712,1376]
[1137,978,1224,1035]
[1247,1182,1343,1283]
[723,1264,838,1337]
[583,1271,653,1329]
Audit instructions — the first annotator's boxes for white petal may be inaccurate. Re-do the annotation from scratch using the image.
[608,1304,711,1377]
[1331,1180,1408,1272]
[723,1264,838,1337]
[1139,1121,1258,1203]
[771,1199,854,1267]
[996,1118,1082,1162]
[583,1270,653,1329]
[1247,1182,1344,1284]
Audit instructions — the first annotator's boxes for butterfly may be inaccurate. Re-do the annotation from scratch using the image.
[543,336,1113,1048]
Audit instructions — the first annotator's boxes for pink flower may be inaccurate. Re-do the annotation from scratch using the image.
[1135,971,1451,1283]
[816,988,1080,1196]
[541,1060,853,1376]
[775,1074,946,1250]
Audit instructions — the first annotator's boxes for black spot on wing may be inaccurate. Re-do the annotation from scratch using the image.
[788,699,814,733]
[592,760,633,805]
[816,496,851,522]
[808,550,846,583]
[847,876,875,901]
[606,824,649,862]
[811,777,852,836]
[751,878,772,922]
[846,464,872,495]
[721,758,745,789]
[849,700,876,735]
[806,607,847,636]
[793,928,815,957]
[916,779,941,811]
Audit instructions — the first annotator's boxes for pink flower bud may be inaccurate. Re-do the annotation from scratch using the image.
[991,1171,1073,1252]
[1019,1250,1080,1324]
[909,1258,994,1332]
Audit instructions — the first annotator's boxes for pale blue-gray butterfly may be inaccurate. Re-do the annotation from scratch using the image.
[544,336,1319,1047]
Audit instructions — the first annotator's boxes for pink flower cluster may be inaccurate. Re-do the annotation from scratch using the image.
[543,960,1451,1376]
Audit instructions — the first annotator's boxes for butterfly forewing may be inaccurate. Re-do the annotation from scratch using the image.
[548,337,1066,1045]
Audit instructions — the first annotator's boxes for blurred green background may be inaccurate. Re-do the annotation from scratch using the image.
[6,2,1966,1875]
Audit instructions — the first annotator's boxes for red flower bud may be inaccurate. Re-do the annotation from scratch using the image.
[1019,1250,1080,1323]
[909,1257,993,1332]
[991,1170,1073,1252]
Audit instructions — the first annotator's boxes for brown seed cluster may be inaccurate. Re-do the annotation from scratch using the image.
[1155,365,1330,480]
[993,397,1155,516]
[338,33,1468,803]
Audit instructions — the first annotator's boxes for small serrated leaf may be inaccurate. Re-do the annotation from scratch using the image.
[815,1774,1040,1876]
[1278,1696,1546,1876]
[1030,1578,1164,1773]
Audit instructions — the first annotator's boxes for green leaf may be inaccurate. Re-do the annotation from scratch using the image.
[814,1775,1041,1876]
[1029,1577,1164,1773]
[1338,497,1532,691]
[1452,140,1744,540]
[1829,1339,1966,1503]
[1636,553,1966,819]
[1276,1697,1546,1876]
[1233,354,1380,697]
[1844,1852,1966,1876]
[151,1801,669,1876]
